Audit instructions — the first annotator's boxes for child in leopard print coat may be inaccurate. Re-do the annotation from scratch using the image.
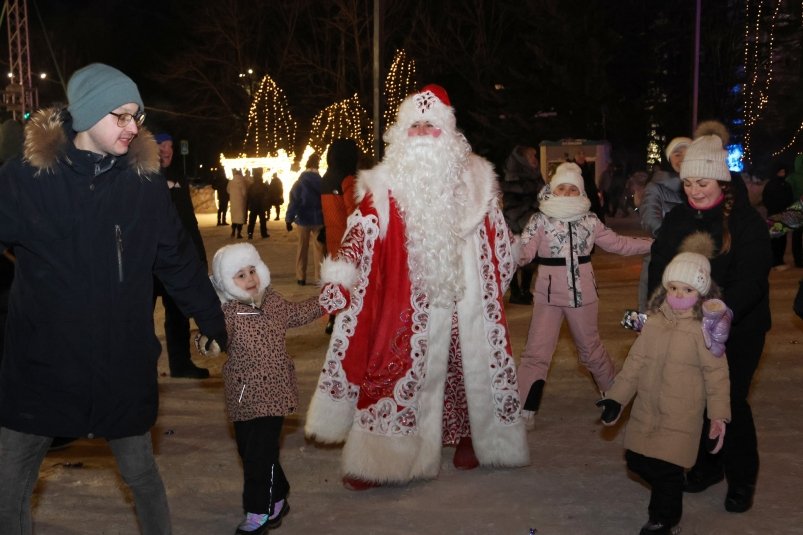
[210,242,323,534]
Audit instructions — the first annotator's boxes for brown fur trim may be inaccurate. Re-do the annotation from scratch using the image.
[21,107,160,177]
[693,120,729,146]
[23,108,68,174]
[679,232,716,259]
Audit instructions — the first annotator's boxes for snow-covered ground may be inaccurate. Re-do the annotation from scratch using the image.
[34,211,803,534]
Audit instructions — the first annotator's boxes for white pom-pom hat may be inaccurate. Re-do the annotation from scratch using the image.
[549,162,586,194]
[211,243,271,303]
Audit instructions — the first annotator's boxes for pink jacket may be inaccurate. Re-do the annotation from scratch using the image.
[518,212,652,307]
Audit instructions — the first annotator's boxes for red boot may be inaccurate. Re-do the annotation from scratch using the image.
[453,436,480,470]
[342,476,381,491]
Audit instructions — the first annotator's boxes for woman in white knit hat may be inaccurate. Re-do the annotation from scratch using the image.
[514,162,652,427]
[647,121,771,514]
[599,234,732,535]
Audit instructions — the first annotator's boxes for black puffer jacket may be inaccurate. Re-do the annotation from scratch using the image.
[0,109,225,439]
[648,181,771,333]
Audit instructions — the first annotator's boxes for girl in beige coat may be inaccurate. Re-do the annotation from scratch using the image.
[597,244,731,535]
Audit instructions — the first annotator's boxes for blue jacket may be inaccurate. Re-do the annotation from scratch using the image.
[286,170,324,227]
[0,109,225,439]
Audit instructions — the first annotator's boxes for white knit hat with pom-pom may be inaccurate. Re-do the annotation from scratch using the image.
[662,232,715,295]
[680,120,731,182]
[549,162,586,194]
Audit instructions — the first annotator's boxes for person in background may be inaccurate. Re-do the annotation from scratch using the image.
[785,153,803,267]
[0,62,227,534]
[762,164,793,270]
[648,120,771,514]
[305,85,529,490]
[637,136,691,310]
[153,132,211,379]
[501,145,544,305]
[228,169,248,239]
[574,149,605,222]
[599,240,730,535]
[320,138,360,333]
[209,243,323,535]
[246,168,270,240]
[285,155,324,285]
[267,173,284,221]
[514,163,652,428]
[213,169,230,226]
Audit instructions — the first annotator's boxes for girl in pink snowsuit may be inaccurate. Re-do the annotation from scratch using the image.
[515,162,652,427]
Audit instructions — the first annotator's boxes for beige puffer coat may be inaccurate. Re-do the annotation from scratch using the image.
[607,303,730,468]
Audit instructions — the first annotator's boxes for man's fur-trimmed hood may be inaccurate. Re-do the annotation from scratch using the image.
[22,107,160,176]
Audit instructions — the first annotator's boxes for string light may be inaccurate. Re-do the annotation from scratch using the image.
[742,0,781,163]
[383,49,417,129]
[309,93,375,157]
[242,74,297,157]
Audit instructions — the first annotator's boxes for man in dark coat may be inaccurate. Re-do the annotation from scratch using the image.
[0,63,227,533]
[246,167,270,239]
[153,132,212,378]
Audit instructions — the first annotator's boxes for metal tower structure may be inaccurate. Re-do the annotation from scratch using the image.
[2,0,37,121]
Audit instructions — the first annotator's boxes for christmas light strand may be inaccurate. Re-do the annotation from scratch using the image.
[242,75,297,157]
[383,49,417,129]
[309,93,375,157]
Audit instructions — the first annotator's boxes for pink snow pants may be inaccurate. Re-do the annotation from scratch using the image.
[517,300,615,402]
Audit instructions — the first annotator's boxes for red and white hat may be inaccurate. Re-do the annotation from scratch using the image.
[392,84,456,132]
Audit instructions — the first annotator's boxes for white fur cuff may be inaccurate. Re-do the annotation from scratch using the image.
[320,256,359,289]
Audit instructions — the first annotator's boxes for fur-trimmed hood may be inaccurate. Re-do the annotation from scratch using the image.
[22,107,160,176]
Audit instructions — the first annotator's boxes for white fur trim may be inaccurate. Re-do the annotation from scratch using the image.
[341,428,441,483]
[455,154,498,237]
[211,243,270,303]
[355,167,391,238]
[320,256,359,289]
[304,388,355,444]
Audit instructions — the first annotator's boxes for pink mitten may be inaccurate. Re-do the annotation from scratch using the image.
[701,299,733,357]
[319,282,351,314]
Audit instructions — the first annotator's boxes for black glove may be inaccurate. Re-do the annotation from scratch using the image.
[595,398,622,426]
[208,330,228,352]
[286,221,293,232]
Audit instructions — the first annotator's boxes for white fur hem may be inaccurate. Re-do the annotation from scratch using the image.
[341,428,441,483]
[304,390,354,444]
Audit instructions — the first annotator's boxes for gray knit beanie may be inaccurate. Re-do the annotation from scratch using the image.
[67,63,144,132]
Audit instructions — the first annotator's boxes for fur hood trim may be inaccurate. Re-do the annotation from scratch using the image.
[22,107,160,176]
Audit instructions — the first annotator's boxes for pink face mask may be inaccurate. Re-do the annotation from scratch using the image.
[666,294,699,311]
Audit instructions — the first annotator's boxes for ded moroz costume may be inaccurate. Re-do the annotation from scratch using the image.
[305,85,529,487]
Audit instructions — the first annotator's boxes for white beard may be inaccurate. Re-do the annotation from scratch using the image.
[384,134,472,308]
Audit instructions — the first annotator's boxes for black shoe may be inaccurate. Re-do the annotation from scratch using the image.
[725,484,755,513]
[523,379,545,413]
[170,363,210,379]
[247,234,253,240]
[297,280,306,286]
[639,520,679,534]
[267,501,290,529]
[684,468,724,493]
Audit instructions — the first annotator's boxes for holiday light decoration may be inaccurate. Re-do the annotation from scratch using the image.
[309,93,374,157]
[242,74,297,158]
[772,120,803,157]
[742,0,781,163]
[383,49,417,129]
[219,147,326,207]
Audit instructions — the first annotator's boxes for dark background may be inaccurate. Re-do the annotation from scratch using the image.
[10,0,803,179]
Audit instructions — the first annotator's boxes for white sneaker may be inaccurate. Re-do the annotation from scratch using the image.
[521,409,536,431]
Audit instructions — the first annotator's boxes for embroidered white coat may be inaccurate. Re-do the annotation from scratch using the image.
[305,154,530,483]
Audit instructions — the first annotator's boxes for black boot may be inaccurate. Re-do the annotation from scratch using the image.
[231,224,236,238]
[523,379,545,413]
[725,484,755,513]
[170,361,210,379]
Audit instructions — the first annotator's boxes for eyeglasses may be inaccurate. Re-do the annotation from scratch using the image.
[108,111,145,128]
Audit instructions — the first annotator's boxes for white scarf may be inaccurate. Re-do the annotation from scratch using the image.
[538,191,591,222]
